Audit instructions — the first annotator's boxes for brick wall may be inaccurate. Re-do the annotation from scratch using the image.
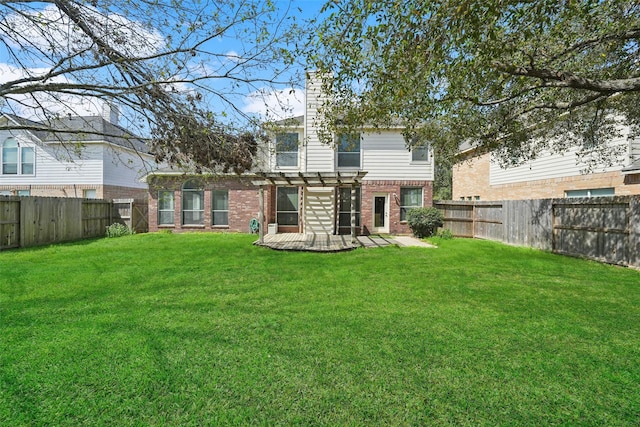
[361,180,433,235]
[0,184,146,201]
[453,152,640,201]
[147,175,260,233]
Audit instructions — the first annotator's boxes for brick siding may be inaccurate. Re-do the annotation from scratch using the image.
[453,152,640,201]
[361,180,433,235]
[147,175,260,233]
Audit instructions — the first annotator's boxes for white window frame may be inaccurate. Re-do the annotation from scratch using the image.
[565,188,615,198]
[1,138,35,176]
[182,180,204,226]
[211,189,229,226]
[336,133,361,169]
[400,187,423,222]
[411,144,429,163]
[158,190,175,226]
[275,133,299,168]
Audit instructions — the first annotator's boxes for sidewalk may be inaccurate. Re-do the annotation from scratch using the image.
[391,235,436,248]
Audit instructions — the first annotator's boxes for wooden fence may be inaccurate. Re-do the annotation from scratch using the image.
[113,199,149,233]
[0,196,121,250]
[435,196,640,268]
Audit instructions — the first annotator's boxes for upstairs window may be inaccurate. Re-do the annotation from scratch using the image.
[1,139,34,175]
[337,133,360,168]
[2,138,17,174]
[276,133,299,167]
[411,144,429,162]
[182,180,204,226]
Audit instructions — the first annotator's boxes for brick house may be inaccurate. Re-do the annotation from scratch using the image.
[0,108,155,202]
[146,73,435,235]
[453,130,640,201]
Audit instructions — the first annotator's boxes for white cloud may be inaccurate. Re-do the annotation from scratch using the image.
[1,4,164,60]
[0,63,103,119]
[242,88,305,120]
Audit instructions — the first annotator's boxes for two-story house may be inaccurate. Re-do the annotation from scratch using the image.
[146,73,435,236]
[0,107,155,202]
[453,130,640,201]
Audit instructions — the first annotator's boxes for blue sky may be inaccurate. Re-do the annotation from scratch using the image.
[0,0,329,132]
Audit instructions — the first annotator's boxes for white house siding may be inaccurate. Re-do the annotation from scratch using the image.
[0,133,103,186]
[304,187,335,234]
[304,72,335,172]
[102,144,154,189]
[489,134,629,185]
[361,131,434,181]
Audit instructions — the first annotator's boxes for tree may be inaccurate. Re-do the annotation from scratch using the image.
[0,0,303,172]
[307,0,640,168]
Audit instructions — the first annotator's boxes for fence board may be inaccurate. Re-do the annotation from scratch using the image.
[83,200,113,238]
[436,196,638,268]
[0,197,20,250]
[0,196,115,250]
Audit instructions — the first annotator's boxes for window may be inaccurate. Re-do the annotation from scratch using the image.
[17,190,30,197]
[158,190,175,225]
[21,147,34,174]
[276,133,298,167]
[411,144,429,162]
[182,180,204,225]
[1,139,34,175]
[83,189,97,199]
[277,187,298,226]
[400,188,423,221]
[2,138,17,175]
[565,188,615,198]
[337,133,360,168]
[338,187,361,232]
[212,189,229,226]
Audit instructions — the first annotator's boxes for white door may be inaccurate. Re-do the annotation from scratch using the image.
[372,193,389,234]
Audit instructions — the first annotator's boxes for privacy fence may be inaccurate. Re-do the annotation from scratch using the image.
[435,196,640,269]
[0,196,148,251]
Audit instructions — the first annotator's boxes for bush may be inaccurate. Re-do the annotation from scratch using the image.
[436,228,454,239]
[105,223,133,238]
[406,207,444,238]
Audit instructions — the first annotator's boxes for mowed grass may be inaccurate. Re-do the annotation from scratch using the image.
[0,233,638,426]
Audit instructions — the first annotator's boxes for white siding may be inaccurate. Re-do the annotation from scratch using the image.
[361,131,434,181]
[0,129,103,186]
[304,72,335,172]
[490,134,629,185]
[103,145,155,189]
[304,187,335,234]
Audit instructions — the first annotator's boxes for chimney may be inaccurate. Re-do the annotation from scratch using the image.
[102,102,119,125]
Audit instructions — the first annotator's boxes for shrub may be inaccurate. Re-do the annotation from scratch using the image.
[406,207,444,238]
[436,228,454,239]
[106,223,133,238]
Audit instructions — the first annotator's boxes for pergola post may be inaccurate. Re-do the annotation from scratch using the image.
[350,184,356,243]
[258,185,265,244]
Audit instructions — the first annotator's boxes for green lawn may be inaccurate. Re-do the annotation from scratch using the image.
[1,233,638,426]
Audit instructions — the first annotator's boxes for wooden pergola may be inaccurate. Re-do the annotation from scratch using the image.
[252,171,368,244]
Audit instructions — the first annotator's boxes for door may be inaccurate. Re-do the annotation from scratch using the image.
[372,194,389,234]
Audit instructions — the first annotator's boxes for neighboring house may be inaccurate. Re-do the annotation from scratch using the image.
[0,107,156,202]
[146,73,435,235]
[453,131,640,201]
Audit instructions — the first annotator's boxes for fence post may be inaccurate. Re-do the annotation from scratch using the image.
[630,196,640,269]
